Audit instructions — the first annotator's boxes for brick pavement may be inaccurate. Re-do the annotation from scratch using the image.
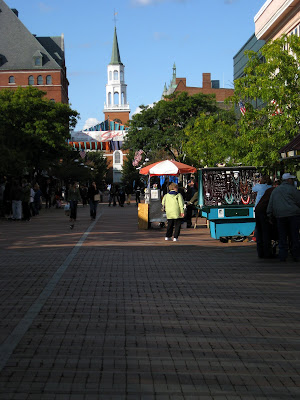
[0,202,299,400]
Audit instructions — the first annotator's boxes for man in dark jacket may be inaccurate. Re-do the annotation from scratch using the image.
[267,173,300,261]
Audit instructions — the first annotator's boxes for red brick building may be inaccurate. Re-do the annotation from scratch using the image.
[162,64,234,109]
[0,0,68,104]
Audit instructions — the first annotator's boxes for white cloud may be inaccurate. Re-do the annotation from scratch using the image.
[83,118,101,130]
[38,2,54,13]
[131,0,188,6]
[153,31,170,41]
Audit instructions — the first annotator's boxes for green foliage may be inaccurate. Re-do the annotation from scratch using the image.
[86,151,108,185]
[232,34,300,168]
[124,92,219,162]
[184,111,237,167]
[0,86,79,177]
[121,151,143,187]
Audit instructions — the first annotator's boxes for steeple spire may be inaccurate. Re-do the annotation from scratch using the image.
[110,27,122,65]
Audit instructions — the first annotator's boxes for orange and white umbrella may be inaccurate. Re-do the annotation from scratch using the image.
[139,160,196,176]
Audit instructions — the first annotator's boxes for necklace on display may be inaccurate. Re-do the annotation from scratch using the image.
[241,196,250,205]
[224,193,234,204]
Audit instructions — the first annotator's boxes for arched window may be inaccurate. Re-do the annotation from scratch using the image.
[109,71,112,80]
[9,76,15,83]
[37,75,43,85]
[113,70,118,80]
[28,75,34,85]
[46,75,52,85]
[114,150,121,164]
[121,92,125,105]
[50,99,55,103]
[120,71,124,81]
[108,92,112,105]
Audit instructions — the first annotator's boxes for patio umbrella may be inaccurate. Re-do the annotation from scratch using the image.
[139,160,197,176]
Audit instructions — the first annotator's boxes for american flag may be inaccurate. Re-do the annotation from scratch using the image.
[271,99,282,115]
[238,101,246,116]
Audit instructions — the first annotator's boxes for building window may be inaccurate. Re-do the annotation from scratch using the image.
[37,75,43,85]
[108,92,112,105]
[46,75,52,85]
[109,71,112,80]
[28,75,34,85]
[113,70,118,80]
[34,57,41,66]
[50,99,55,103]
[120,71,124,81]
[9,76,15,84]
[114,150,121,164]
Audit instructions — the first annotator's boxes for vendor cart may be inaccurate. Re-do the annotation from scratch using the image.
[198,167,257,241]
[139,160,197,228]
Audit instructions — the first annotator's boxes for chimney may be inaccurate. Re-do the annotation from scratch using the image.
[202,73,211,89]
[11,8,19,17]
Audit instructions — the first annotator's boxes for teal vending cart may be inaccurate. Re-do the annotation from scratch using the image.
[198,167,257,241]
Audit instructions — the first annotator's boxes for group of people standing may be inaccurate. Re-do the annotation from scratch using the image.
[0,177,43,221]
[253,173,300,262]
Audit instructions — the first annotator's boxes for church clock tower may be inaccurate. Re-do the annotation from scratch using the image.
[104,27,130,125]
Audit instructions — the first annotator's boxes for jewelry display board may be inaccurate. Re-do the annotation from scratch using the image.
[201,168,257,207]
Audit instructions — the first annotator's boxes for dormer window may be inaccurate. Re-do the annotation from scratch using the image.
[9,76,15,84]
[33,50,42,67]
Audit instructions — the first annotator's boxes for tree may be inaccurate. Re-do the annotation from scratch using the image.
[184,110,237,167]
[123,92,218,162]
[86,151,108,186]
[0,86,79,176]
[232,34,300,168]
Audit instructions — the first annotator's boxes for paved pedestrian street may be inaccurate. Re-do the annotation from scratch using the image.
[0,203,299,400]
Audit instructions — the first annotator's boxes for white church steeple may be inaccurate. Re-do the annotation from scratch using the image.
[104,27,130,124]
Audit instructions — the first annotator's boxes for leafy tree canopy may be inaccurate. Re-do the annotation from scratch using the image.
[232,34,300,168]
[184,110,237,167]
[0,86,79,177]
[123,92,219,162]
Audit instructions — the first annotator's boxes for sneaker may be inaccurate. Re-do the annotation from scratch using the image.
[173,238,178,242]
[165,237,171,241]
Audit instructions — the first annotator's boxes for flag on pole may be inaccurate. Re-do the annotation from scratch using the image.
[238,101,246,116]
[271,99,282,115]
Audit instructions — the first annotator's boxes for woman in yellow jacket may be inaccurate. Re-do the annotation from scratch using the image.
[162,182,185,242]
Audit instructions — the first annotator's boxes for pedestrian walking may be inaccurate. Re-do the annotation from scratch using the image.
[88,181,100,220]
[67,182,82,229]
[267,173,300,262]
[162,182,185,242]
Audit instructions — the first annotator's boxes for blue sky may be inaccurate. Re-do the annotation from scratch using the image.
[6,0,266,130]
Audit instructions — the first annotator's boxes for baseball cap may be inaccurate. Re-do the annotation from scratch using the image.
[282,173,296,180]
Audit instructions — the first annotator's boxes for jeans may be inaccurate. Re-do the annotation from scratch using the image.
[166,218,182,239]
[89,200,98,219]
[12,200,22,219]
[69,200,78,220]
[276,216,300,261]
